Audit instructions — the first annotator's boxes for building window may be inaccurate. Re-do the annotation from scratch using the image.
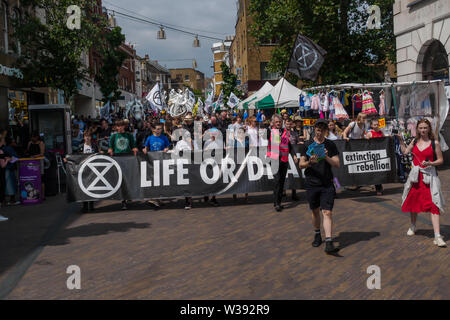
[260,62,279,80]
[422,40,449,84]
[185,74,190,81]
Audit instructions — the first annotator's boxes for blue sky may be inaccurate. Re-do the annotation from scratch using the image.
[102,0,237,78]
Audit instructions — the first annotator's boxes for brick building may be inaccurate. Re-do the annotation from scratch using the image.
[229,0,279,96]
[211,39,232,97]
[170,68,205,94]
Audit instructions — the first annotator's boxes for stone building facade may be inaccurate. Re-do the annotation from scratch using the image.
[394,0,450,163]
[394,0,449,84]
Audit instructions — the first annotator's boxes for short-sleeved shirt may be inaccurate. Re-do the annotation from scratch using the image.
[301,139,339,187]
[109,132,136,154]
[145,135,170,151]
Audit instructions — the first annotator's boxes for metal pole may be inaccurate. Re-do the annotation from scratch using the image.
[275,72,287,112]
[351,87,354,119]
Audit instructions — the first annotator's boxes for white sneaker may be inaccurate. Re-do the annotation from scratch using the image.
[0,215,8,222]
[407,228,415,236]
[433,236,446,247]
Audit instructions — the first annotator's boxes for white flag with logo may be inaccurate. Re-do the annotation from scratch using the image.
[146,83,163,111]
[227,92,240,108]
[215,90,224,110]
[205,91,213,113]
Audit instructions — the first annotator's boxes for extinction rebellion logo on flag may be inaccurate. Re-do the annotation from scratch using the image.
[343,150,391,174]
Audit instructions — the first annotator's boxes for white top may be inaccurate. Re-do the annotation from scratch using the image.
[348,121,367,139]
[83,144,93,154]
[247,126,259,147]
[328,132,339,140]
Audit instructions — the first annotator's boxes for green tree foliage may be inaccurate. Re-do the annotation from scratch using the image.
[95,27,127,103]
[13,0,106,103]
[221,62,242,105]
[249,0,396,85]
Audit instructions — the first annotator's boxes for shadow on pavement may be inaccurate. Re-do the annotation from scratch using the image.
[47,222,151,246]
[92,192,307,213]
[337,186,404,200]
[335,231,381,249]
[415,225,450,240]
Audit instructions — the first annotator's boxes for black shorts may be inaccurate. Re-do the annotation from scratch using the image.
[306,185,336,211]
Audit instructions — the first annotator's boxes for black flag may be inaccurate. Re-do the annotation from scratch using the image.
[287,34,327,81]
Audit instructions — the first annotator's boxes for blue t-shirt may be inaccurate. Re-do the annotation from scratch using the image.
[145,135,170,151]
[256,111,262,122]
[243,111,249,121]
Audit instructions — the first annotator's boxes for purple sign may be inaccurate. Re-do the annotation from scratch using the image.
[19,159,42,205]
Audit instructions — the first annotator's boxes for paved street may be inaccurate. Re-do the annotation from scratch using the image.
[0,170,449,300]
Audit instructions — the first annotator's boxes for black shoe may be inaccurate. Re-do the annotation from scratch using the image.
[275,205,282,212]
[292,195,299,201]
[121,201,128,210]
[211,199,219,207]
[312,233,322,247]
[88,202,95,211]
[325,241,340,254]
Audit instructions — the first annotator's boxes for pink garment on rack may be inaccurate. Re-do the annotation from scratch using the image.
[333,97,349,119]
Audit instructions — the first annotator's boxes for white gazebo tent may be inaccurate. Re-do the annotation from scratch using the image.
[238,81,274,110]
[252,78,303,109]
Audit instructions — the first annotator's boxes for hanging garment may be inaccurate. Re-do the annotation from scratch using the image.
[328,92,335,111]
[340,91,346,106]
[398,93,408,119]
[299,94,305,112]
[311,94,320,110]
[323,93,329,112]
[333,96,349,119]
[421,98,432,116]
[353,94,363,112]
[379,92,386,116]
[409,88,418,116]
[304,93,312,111]
[361,91,378,114]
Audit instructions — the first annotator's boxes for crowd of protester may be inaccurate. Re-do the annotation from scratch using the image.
[67,108,406,213]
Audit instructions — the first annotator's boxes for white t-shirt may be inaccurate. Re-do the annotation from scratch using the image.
[247,126,259,147]
[328,132,339,141]
[83,144,93,154]
[348,121,367,139]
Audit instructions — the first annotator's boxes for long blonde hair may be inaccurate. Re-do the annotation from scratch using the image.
[326,120,342,138]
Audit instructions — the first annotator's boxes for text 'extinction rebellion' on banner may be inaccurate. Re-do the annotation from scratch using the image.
[66,138,398,202]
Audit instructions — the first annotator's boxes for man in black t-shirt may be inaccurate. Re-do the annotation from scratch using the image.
[300,119,340,254]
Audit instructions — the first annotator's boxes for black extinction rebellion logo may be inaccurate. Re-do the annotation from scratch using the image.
[77,155,122,199]
[294,41,318,71]
[153,91,162,106]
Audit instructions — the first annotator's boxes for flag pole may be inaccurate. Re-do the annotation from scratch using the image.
[275,35,297,113]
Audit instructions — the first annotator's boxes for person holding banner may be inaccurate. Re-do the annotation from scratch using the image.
[365,119,384,196]
[399,119,446,247]
[267,114,298,212]
[108,120,139,211]
[342,113,368,141]
[299,119,340,254]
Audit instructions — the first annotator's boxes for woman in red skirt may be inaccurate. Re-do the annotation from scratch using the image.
[399,119,446,247]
